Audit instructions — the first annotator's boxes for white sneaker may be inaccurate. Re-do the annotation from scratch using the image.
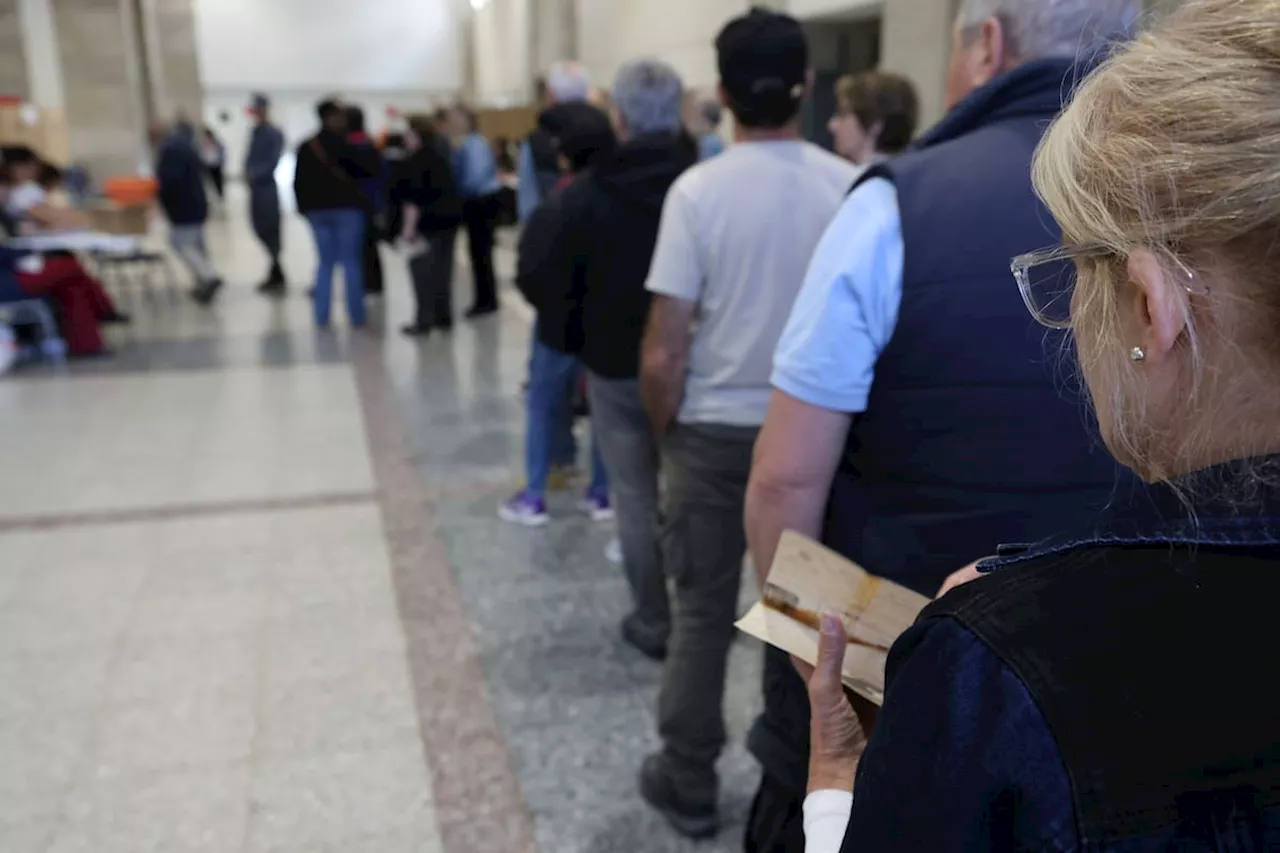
[605,537,623,564]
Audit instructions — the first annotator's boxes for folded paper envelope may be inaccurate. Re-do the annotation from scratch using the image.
[735,530,931,705]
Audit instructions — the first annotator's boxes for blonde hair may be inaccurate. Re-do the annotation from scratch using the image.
[1033,0,1280,482]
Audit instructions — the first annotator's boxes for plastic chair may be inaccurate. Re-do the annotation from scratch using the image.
[0,298,68,365]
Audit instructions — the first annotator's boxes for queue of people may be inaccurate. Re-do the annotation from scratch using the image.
[503,0,1280,850]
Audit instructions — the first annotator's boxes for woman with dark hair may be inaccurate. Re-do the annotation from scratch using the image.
[827,71,919,166]
[448,105,502,318]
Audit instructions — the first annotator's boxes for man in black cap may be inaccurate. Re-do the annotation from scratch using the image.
[637,7,859,840]
[244,93,286,294]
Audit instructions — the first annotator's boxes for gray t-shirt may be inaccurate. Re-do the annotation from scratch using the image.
[645,140,862,427]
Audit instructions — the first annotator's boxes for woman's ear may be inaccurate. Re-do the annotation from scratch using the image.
[1126,248,1189,362]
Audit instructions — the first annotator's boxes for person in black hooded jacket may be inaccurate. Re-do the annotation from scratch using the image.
[499,100,617,528]
[532,59,696,659]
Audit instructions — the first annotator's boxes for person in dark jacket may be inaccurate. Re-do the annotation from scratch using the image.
[517,62,593,222]
[153,120,222,304]
[396,114,462,337]
[804,2,1280,850]
[344,105,387,296]
[743,0,1140,849]
[244,93,286,294]
[294,98,380,328]
[498,100,616,527]
[539,59,696,657]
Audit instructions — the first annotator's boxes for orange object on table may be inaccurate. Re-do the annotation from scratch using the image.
[102,176,157,206]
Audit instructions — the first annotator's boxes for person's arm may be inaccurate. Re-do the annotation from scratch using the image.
[516,141,540,222]
[400,204,421,243]
[25,202,90,231]
[641,182,703,437]
[515,188,570,310]
[746,393,853,585]
[746,177,904,586]
[828,617,1075,852]
[640,294,695,437]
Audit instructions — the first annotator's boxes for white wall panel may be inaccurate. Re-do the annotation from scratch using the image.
[193,0,462,92]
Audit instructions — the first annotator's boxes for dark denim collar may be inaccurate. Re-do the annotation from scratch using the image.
[981,455,1280,570]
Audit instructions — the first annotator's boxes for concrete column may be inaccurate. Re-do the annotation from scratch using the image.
[142,0,204,120]
[532,0,577,77]
[17,0,64,109]
[0,0,31,98]
[881,0,953,128]
[51,0,150,175]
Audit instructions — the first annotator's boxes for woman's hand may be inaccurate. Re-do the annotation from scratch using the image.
[937,560,986,598]
[807,613,868,794]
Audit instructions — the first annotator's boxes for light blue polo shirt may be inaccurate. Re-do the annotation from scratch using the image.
[771,177,905,414]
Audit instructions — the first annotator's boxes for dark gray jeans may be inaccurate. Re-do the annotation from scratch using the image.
[657,420,759,800]
[586,374,669,637]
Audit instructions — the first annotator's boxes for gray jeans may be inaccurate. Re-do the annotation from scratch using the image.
[657,420,758,800]
[170,224,218,284]
[586,373,669,636]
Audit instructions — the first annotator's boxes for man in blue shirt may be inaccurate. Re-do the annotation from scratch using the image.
[742,0,1139,848]
[244,93,286,295]
[449,107,503,318]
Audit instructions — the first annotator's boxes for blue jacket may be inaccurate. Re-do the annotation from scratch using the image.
[749,57,1134,795]
[155,123,208,226]
[244,122,285,188]
[842,458,1280,851]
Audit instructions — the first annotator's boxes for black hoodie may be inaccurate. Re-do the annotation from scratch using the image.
[524,132,695,375]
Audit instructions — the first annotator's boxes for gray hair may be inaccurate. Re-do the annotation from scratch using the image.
[546,61,592,103]
[612,58,685,136]
[956,0,1140,62]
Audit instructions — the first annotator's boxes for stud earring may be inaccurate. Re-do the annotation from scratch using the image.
[1130,346,1146,363]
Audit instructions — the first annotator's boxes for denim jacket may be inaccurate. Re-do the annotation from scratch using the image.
[841,456,1280,852]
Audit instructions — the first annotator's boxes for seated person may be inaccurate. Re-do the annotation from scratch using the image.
[0,163,123,355]
[2,146,91,232]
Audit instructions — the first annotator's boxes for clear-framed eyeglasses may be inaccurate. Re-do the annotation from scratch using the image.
[1010,244,1198,329]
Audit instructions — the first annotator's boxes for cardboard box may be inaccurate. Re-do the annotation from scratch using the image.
[87,201,151,236]
[0,103,71,165]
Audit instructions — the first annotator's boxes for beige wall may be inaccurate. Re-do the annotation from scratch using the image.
[880,0,952,129]
[576,0,749,91]
[52,0,148,175]
[0,0,31,99]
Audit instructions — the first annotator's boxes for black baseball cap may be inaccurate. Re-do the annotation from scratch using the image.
[716,7,808,128]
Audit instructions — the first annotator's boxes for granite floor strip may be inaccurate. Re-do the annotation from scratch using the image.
[0,490,376,533]
[350,334,539,853]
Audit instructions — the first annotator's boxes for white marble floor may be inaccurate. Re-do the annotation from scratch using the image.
[0,191,442,853]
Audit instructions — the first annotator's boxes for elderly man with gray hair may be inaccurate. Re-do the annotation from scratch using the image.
[530,58,696,651]
[517,60,594,221]
[741,0,1140,851]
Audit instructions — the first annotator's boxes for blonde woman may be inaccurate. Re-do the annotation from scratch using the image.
[803,0,1280,849]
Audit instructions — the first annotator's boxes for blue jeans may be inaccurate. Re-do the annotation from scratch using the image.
[306,208,366,326]
[526,336,608,498]
[528,331,577,467]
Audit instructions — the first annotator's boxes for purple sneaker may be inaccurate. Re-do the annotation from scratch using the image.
[499,490,550,527]
[579,488,616,522]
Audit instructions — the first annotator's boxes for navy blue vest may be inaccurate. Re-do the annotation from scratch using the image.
[749,58,1135,794]
[824,58,1131,597]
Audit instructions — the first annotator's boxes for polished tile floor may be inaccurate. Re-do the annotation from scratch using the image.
[0,186,763,853]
